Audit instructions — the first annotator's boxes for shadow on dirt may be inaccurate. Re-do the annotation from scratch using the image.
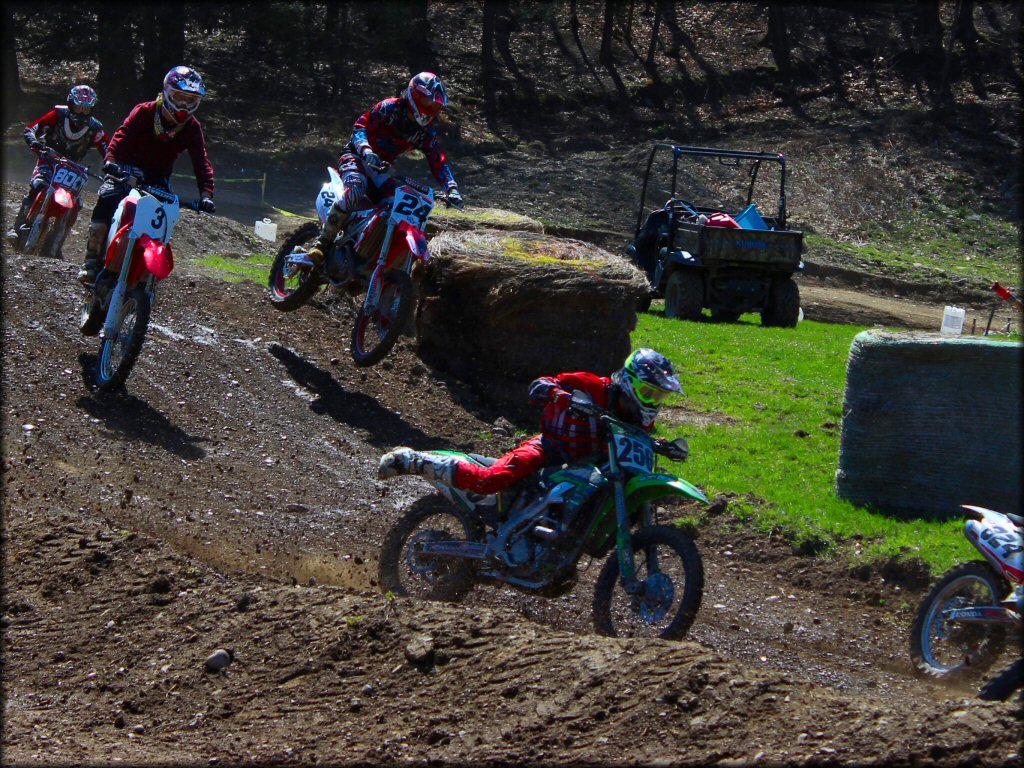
[267,342,448,450]
[75,360,209,460]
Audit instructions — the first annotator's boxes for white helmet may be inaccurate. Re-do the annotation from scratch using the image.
[162,66,206,124]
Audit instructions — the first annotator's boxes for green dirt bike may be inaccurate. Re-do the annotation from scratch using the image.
[379,390,707,640]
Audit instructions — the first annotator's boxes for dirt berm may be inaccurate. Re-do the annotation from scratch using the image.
[2,185,1020,765]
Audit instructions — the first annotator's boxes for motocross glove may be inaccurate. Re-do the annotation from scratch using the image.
[655,437,689,462]
[362,151,387,172]
[446,186,464,210]
[198,196,216,214]
[29,140,46,153]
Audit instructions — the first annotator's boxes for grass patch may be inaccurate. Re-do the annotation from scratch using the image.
[634,312,979,575]
[197,253,273,284]
[808,201,1021,289]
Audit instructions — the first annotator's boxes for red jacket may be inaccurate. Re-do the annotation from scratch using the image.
[105,101,214,197]
[529,371,651,463]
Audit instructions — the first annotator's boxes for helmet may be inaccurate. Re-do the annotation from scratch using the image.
[405,71,448,127]
[162,66,206,124]
[66,84,98,131]
[613,348,682,426]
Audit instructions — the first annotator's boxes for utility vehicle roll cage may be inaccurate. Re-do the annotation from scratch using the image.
[633,144,788,239]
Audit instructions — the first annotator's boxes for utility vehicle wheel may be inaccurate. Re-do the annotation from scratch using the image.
[761,276,800,327]
[663,271,703,321]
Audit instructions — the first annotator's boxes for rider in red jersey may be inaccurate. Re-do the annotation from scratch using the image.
[306,71,463,270]
[7,85,108,245]
[76,66,216,285]
[379,349,682,494]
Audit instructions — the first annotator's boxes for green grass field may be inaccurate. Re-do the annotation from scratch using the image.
[633,311,993,576]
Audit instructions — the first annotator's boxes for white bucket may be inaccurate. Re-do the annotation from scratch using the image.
[254,217,277,242]
[940,305,966,336]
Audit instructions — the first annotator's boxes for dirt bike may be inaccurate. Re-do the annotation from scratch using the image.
[267,163,453,367]
[910,504,1023,684]
[379,390,707,640]
[79,174,199,391]
[14,151,98,259]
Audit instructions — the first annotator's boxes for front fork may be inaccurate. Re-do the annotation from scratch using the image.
[23,187,54,250]
[100,236,137,341]
[363,219,412,314]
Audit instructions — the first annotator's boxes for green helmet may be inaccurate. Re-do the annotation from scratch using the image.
[614,348,682,425]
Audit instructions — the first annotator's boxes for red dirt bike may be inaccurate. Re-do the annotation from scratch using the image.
[910,504,1023,686]
[267,164,455,366]
[12,150,98,259]
[79,174,200,391]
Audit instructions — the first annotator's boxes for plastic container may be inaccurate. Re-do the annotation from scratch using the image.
[940,305,966,336]
[734,203,770,230]
[254,217,277,242]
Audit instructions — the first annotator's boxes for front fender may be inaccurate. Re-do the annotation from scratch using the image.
[394,220,430,262]
[140,234,174,280]
[582,473,707,555]
[625,473,707,506]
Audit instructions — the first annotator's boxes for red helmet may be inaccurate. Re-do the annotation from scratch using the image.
[405,72,448,127]
[162,66,206,124]
[66,84,98,131]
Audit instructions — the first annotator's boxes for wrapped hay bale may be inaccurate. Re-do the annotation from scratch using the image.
[427,207,544,236]
[836,331,1022,517]
[416,228,649,420]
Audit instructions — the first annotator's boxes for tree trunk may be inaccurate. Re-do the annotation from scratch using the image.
[2,6,23,101]
[765,2,794,80]
[96,5,137,117]
[645,0,662,72]
[911,0,951,105]
[599,0,615,65]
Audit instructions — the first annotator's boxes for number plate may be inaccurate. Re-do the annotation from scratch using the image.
[390,188,434,228]
[53,166,85,193]
[613,430,655,473]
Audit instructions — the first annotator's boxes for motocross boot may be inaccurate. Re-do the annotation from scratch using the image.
[378,447,458,486]
[306,206,351,268]
[6,194,32,244]
[77,222,108,285]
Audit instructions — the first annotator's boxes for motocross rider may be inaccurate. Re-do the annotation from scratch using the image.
[6,85,109,245]
[76,66,216,286]
[379,348,686,494]
[305,71,464,275]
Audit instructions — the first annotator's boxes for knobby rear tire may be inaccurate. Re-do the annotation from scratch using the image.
[378,496,483,602]
[909,560,1009,682]
[268,221,322,312]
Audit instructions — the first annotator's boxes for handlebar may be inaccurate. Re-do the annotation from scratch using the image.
[567,390,689,460]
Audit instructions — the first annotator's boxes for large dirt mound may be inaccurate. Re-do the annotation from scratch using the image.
[2,184,1020,764]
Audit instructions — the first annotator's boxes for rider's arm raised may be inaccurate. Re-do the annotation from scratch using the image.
[23,110,58,151]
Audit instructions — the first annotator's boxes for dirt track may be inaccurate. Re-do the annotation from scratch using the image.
[2,185,1020,766]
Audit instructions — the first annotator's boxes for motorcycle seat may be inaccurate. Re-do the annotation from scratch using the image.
[467,453,497,467]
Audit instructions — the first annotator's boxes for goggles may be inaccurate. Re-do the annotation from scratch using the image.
[634,382,673,405]
[71,104,93,116]
[169,89,202,109]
